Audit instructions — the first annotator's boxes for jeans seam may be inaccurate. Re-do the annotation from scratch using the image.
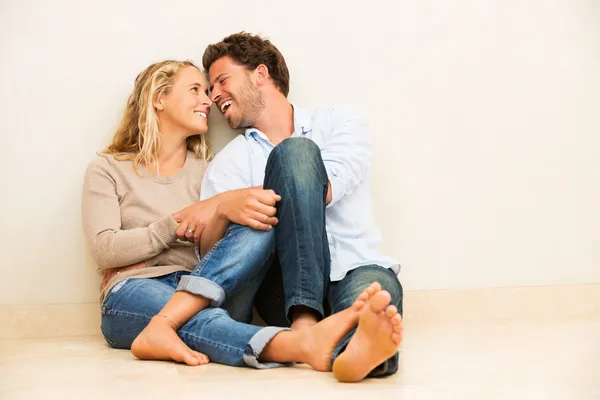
[103,308,154,321]
[191,224,235,277]
[275,150,304,304]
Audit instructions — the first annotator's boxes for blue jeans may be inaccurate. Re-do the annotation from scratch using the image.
[101,272,289,369]
[256,264,403,378]
[236,138,402,378]
[100,138,328,368]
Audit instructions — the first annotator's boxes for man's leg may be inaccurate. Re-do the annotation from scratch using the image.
[257,137,331,329]
[328,265,404,381]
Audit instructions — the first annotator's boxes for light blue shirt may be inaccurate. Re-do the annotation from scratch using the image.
[201,105,399,281]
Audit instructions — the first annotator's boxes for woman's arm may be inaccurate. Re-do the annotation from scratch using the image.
[81,159,180,270]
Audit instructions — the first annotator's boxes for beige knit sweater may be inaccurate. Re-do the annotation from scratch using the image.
[81,151,208,303]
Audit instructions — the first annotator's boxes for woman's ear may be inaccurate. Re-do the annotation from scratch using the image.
[154,93,165,111]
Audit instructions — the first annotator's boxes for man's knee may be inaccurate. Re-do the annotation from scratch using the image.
[228,223,275,248]
[268,138,322,169]
[273,137,320,158]
[266,138,326,186]
[378,270,403,312]
[351,265,403,310]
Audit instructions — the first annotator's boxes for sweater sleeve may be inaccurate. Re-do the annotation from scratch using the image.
[81,157,180,270]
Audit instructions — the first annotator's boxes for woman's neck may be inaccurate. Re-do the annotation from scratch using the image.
[153,135,188,176]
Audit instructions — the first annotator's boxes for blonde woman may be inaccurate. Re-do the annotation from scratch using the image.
[82,60,385,370]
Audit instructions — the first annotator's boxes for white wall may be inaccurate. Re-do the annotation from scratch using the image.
[1,0,599,306]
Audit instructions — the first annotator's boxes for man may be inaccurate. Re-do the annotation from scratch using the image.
[197,32,404,382]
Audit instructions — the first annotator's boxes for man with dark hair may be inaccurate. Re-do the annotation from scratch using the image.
[199,32,403,382]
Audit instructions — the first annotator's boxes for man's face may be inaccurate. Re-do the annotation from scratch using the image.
[209,56,264,129]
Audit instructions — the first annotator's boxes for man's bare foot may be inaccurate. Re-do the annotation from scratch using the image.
[290,317,317,331]
[332,290,403,382]
[297,282,383,371]
[290,306,319,331]
[131,317,209,366]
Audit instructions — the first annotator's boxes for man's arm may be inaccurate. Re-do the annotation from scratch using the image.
[320,106,373,207]
[187,139,279,252]
[197,187,281,256]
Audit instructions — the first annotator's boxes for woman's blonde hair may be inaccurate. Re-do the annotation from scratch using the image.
[104,60,213,173]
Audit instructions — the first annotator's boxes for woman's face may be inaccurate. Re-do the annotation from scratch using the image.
[158,66,212,137]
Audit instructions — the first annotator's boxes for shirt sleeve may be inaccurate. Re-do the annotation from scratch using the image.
[81,157,179,270]
[200,138,254,200]
[320,106,373,207]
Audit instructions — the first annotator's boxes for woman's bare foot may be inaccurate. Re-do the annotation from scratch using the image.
[332,290,403,382]
[296,282,384,371]
[131,317,209,366]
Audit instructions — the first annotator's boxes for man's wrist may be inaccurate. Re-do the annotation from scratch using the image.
[214,201,230,222]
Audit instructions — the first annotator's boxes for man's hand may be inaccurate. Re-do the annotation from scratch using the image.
[102,262,146,287]
[173,197,220,245]
[218,186,281,231]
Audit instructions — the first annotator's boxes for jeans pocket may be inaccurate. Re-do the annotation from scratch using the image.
[101,279,129,313]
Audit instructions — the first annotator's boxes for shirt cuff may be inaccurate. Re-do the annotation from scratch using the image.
[325,167,345,208]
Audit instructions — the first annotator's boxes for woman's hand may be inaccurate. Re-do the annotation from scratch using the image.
[217,186,281,231]
[172,197,220,245]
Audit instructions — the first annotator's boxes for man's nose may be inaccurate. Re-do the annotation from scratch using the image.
[210,88,221,103]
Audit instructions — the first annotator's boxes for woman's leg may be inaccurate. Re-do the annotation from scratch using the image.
[102,274,209,365]
[132,224,277,361]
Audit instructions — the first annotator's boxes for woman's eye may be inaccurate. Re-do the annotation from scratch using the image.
[191,87,199,92]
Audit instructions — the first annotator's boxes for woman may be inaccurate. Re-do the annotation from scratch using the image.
[81,60,391,370]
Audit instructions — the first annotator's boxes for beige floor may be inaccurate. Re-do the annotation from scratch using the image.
[1,320,598,400]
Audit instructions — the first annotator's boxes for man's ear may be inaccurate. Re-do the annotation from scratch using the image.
[255,64,270,87]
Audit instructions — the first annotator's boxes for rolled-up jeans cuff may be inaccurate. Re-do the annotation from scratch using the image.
[243,327,294,369]
[175,275,225,307]
[286,298,325,324]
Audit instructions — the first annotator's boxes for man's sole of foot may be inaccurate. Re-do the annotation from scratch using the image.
[332,290,403,382]
[301,282,383,372]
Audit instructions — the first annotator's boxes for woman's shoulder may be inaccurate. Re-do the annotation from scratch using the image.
[85,152,134,179]
[187,151,210,172]
[87,151,120,164]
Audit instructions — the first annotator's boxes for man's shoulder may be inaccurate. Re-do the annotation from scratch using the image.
[210,135,251,165]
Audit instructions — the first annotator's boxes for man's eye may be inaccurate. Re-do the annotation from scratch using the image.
[220,78,227,85]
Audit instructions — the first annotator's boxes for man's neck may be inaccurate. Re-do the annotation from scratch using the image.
[252,96,294,146]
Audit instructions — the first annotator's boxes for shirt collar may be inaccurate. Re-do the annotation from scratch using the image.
[244,104,313,141]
